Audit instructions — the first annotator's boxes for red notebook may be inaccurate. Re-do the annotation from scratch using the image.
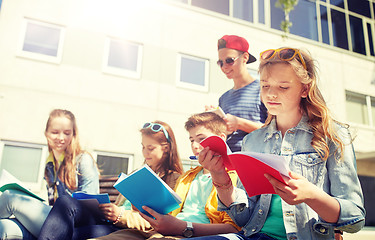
[200,136,290,197]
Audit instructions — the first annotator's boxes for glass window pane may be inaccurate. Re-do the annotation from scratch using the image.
[358,175,375,227]
[258,0,265,24]
[234,0,253,22]
[331,9,349,50]
[320,5,330,44]
[347,0,371,18]
[270,0,284,31]
[289,0,318,41]
[23,22,60,57]
[108,40,139,71]
[180,56,206,86]
[349,15,366,55]
[330,0,345,9]
[367,23,374,56]
[346,92,369,125]
[97,155,129,176]
[1,145,42,182]
[191,0,229,15]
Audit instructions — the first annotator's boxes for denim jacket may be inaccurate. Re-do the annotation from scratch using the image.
[218,115,365,240]
[45,152,99,205]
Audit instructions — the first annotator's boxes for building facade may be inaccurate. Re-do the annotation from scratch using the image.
[0,0,374,237]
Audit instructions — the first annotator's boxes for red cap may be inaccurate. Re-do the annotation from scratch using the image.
[218,35,256,63]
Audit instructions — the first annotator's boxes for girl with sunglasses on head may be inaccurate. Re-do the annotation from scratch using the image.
[0,109,99,240]
[206,35,267,153]
[38,120,184,240]
[194,47,365,240]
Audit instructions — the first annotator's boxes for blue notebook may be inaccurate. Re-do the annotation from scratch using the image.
[72,192,110,204]
[113,165,182,217]
[72,192,110,217]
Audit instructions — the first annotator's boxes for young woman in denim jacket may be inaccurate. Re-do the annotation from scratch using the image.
[0,109,99,240]
[195,48,365,240]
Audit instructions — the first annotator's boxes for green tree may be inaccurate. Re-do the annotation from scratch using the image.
[275,0,299,38]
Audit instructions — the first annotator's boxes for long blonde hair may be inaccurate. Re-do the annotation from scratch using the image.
[259,48,345,161]
[45,109,82,189]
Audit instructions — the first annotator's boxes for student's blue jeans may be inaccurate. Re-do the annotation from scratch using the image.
[0,190,50,240]
[190,232,278,240]
[38,195,120,240]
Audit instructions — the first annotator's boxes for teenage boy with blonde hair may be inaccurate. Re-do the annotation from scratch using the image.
[91,112,239,240]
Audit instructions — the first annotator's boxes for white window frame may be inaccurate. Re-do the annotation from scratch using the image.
[17,18,65,64]
[176,53,209,92]
[364,18,375,56]
[367,95,374,127]
[0,140,48,192]
[92,151,133,175]
[346,91,375,128]
[102,37,143,79]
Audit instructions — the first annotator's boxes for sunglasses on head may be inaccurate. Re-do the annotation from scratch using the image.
[142,122,170,142]
[260,48,307,70]
[217,54,242,68]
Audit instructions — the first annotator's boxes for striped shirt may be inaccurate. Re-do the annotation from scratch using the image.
[219,79,267,152]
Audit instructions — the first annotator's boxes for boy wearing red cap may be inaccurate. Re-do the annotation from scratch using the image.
[207,35,267,152]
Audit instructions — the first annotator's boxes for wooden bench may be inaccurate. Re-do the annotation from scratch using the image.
[99,175,119,203]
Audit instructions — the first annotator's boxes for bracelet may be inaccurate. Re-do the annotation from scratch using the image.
[113,208,124,225]
[212,176,232,190]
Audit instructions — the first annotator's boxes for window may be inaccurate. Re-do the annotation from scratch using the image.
[288,0,318,41]
[233,0,253,22]
[330,0,345,9]
[270,0,284,31]
[358,175,375,226]
[177,54,209,92]
[103,38,143,79]
[331,9,349,50]
[367,22,375,56]
[175,0,375,58]
[0,141,48,191]
[346,91,375,127]
[320,5,330,44]
[270,0,318,40]
[350,15,366,55]
[191,0,229,15]
[94,151,133,176]
[18,19,65,63]
[347,0,371,18]
[258,0,265,24]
